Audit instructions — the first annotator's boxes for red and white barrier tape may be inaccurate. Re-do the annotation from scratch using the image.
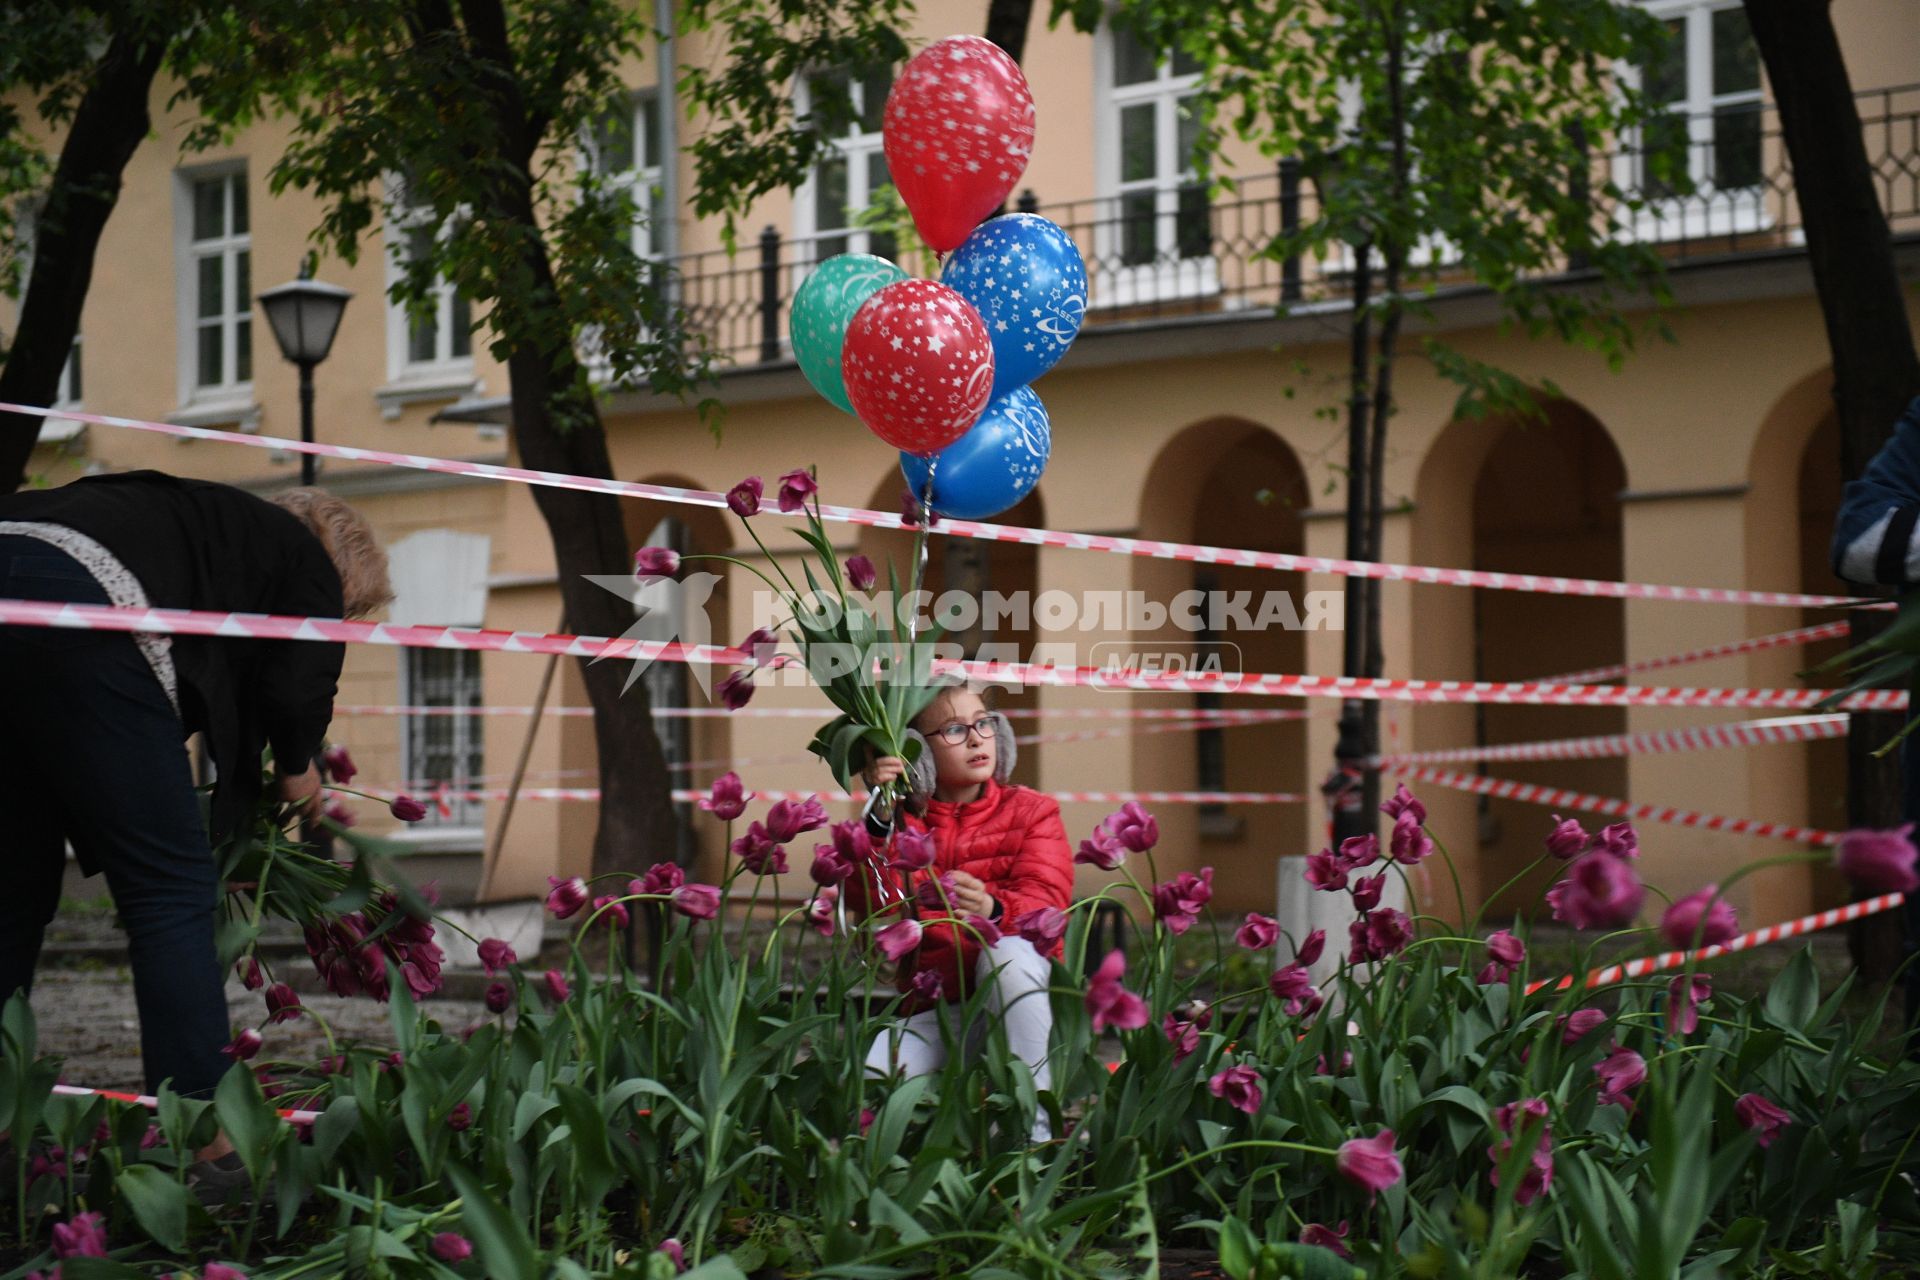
[1541,621,1853,685]
[1527,891,1907,993]
[1382,761,1843,845]
[337,704,1309,721]
[0,597,1906,710]
[1377,713,1850,767]
[365,786,1305,805]
[4,403,1869,610]
[51,1083,325,1127]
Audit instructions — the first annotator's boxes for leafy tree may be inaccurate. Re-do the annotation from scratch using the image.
[1053,0,1680,835]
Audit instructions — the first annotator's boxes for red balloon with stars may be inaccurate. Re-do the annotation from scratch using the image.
[882,35,1037,254]
[841,279,996,455]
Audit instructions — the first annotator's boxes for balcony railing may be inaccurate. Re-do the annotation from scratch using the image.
[659,83,1920,371]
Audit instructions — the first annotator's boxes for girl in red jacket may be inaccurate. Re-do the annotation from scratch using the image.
[853,681,1074,1141]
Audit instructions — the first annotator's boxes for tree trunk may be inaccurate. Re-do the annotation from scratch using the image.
[1746,0,1920,982]
[983,0,1034,63]
[453,0,679,885]
[0,26,171,493]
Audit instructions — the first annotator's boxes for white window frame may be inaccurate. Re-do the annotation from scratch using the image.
[387,528,491,843]
[1615,0,1769,243]
[579,89,669,384]
[172,164,255,418]
[398,648,486,835]
[793,70,896,267]
[378,176,477,415]
[1092,22,1219,309]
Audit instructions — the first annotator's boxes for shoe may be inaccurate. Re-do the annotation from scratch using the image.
[186,1152,253,1209]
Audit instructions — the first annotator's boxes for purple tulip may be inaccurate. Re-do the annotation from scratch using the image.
[1595,820,1640,859]
[915,871,960,914]
[1151,867,1214,936]
[1074,822,1127,870]
[1487,1099,1554,1205]
[221,1029,264,1062]
[448,1102,472,1132]
[389,794,428,823]
[1380,782,1426,825]
[767,795,830,843]
[1558,1007,1606,1045]
[1108,801,1159,853]
[1544,813,1590,860]
[1546,850,1645,930]
[1388,809,1433,865]
[672,883,722,919]
[731,822,788,876]
[727,476,763,517]
[1834,822,1920,892]
[543,969,571,1003]
[1296,928,1326,966]
[321,743,357,785]
[1350,872,1385,914]
[633,862,685,896]
[1299,1221,1351,1259]
[810,843,855,887]
[807,888,839,937]
[546,875,590,919]
[1335,1130,1404,1198]
[658,1239,687,1273]
[236,956,264,991]
[1478,928,1526,984]
[1013,905,1068,948]
[875,919,923,963]
[845,554,878,591]
[715,669,755,710]
[737,627,779,669]
[1303,849,1349,892]
[888,826,937,872]
[477,938,518,975]
[1668,973,1712,1035]
[1084,949,1149,1032]
[909,968,945,1002]
[633,545,681,578]
[1338,833,1380,869]
[1662,885,1739,948]
[1347,907,1413,963]
[265,982,303,1024]
[1208,1064,1264,1115]
[1162,1012,1201,1063]
[204,1264,249,1280]
[431,1232,474,1262]
[699,771,753,821]
[1593,1043,1646,1108]
[1734,1092,1791,1147]
[484,981,513,1014]
[899,485,928,526]
[590,894,631,929]
[1234,913,1279,950]
[777,467,819,513]
[322,796,356,828]
[1268,963,1320,1017]
[51,1210,107,1259]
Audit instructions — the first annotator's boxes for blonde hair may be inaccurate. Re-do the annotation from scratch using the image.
[270,488,394,619]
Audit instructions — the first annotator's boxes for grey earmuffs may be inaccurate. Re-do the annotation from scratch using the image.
[903,711,1016,799]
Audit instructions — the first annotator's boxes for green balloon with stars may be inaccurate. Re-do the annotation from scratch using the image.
[791,254,910,414]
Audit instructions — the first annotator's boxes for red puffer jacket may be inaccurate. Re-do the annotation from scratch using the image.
[850,779,1073,1010]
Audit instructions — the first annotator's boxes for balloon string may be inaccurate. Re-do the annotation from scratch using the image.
[906,457,939,650]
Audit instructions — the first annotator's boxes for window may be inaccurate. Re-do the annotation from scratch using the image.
[181,170,252,398]
[400,649,485,829]
[385,177,472,382]
[588,91,668,261]
[1096,26,1214,305]
[1632,3,1764,200]
[798,69,896,262]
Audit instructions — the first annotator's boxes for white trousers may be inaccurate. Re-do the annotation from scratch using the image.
[864,935,1055,1141]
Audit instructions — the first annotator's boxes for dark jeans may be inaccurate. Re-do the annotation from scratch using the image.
[0,535,230,1098]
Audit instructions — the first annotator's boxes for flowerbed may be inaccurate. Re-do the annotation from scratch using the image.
[3,774,1919,1280]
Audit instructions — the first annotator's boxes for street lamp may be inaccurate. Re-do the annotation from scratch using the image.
[258,264,351,487]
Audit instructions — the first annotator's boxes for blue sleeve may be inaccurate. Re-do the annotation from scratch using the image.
[1831,395,1920,586]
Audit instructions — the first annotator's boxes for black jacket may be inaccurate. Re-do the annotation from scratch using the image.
[0,470,344,846]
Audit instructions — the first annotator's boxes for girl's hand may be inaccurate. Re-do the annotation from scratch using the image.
[863,755,906,790]
[947,870,996,919]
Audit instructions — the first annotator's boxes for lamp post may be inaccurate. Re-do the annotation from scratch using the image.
[258,264,351,487]
[1306,143,1381,851]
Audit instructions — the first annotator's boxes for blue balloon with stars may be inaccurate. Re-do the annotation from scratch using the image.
[900,386,1051,520]
[941,213,1087,398]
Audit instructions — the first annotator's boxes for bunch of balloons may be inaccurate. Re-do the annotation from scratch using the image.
[789,35,1088,521]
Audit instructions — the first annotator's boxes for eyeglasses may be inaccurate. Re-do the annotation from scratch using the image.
[931,716,997,745]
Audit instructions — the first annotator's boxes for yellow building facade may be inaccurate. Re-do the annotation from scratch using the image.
[8,2,1920,932]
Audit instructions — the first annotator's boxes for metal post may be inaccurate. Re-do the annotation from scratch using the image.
[297,360,316,487]
[758,225,782,365]
[1016,189,1040,214]
[1279,159,1302,303]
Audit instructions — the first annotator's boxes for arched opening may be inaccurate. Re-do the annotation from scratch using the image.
[1414,399,1628,918]
[1135,418,1312,915]
[856,468,1046,788]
